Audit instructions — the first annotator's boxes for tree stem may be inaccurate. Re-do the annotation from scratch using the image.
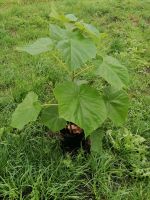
[71,70,75,81]
[74,65,93,78]
[42,103,58,107]
[52,53,71,75]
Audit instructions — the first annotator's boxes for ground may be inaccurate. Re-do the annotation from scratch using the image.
[0,0,150,199]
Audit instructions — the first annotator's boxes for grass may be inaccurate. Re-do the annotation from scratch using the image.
[0,0,150,199]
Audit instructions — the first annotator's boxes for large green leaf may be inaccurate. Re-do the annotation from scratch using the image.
[56,32,96,70]
[17,38,53,55]
[11,92,41,130]
[90,129,104,153]
[143,95,150,105]
[0,127,5,139]
[54,82,107,136]
[49,24,68,41]
[103,87,129,126]
[94,56,129,90]
[41,106,66,132]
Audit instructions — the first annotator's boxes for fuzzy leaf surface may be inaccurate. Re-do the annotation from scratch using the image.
[90,129,104,153]
[0,127,5,139]
[56,32,96,70]
[49,24,68,41]
[54,82,107,136]
[104,87,129,126]
[11,92,41,130]
[17,38,53,55]
[94,56,129,89]
[41,106,66,132]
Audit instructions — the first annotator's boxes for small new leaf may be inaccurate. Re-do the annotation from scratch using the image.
[17,38,53,55]
[75,22,100,41]
[11,92,41,130]
[50,7,77,23]
[65,14,78,22]
[94,56,129,90]
[41,106,66,132]
[54,82,107,136]
[104,87,129,126]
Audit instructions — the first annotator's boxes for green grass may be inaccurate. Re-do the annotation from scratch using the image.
[0,0,150,199]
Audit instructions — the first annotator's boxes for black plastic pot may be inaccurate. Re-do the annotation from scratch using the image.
[60,128,90,154]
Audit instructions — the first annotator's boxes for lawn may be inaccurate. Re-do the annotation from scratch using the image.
[0,0,150,199]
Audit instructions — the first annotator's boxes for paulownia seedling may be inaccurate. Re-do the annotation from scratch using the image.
[11,10,129,153]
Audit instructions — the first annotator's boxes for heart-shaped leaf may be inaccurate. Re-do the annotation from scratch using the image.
[49,24,68,41]
[11,92,41,130]
[0,127,5,139]
[17,38,53,55]
[103,87,129,126]
[54,82,107,136]
[90,129,104,153]
[94,56,129,90]
[74,79,88,85]
[56,32,96,70]
[41,106,66,132]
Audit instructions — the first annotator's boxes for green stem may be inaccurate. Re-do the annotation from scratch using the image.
[42,103,58,107]
[74,65,93,78]
[52,53,71,75]
[71,70,75,81]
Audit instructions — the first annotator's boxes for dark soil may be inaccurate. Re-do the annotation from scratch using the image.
[60,127,90,154]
